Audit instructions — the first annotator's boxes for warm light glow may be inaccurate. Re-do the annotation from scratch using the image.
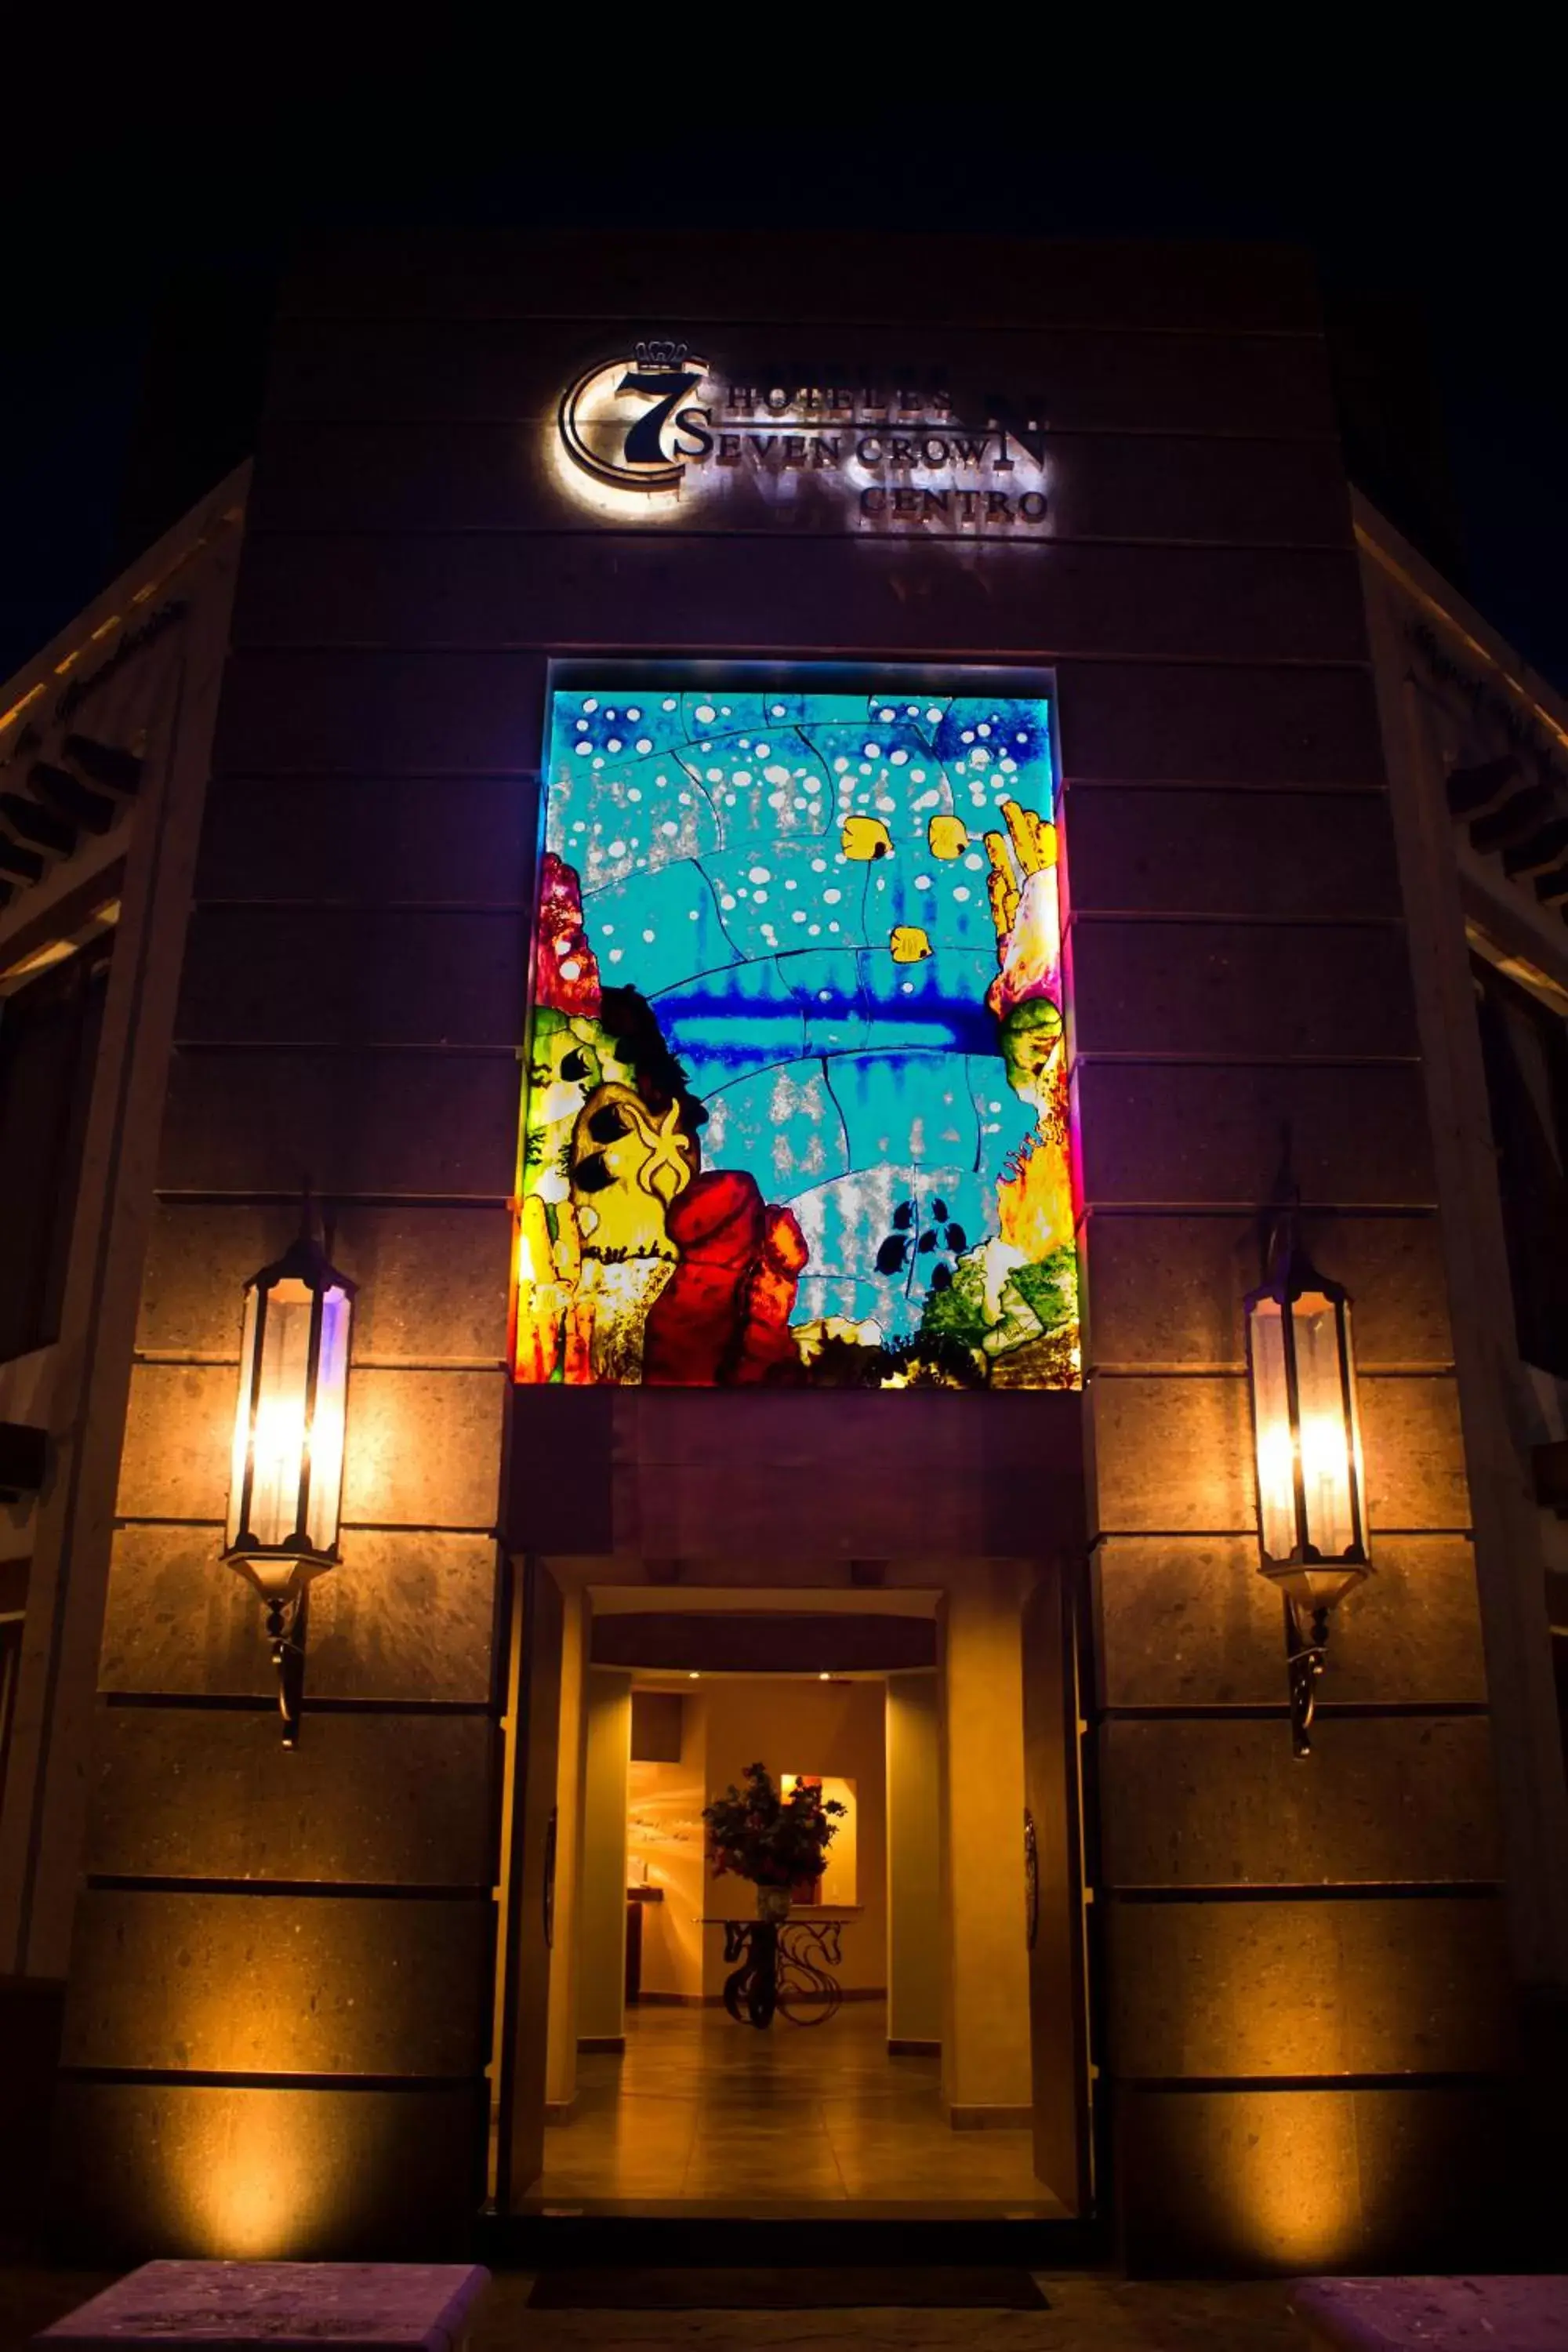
[248,1278,314,1546]
[176,2093,317,2256]
[226,1247,353,1576]
[780,1773,858,1904]
[1247,1285,1364,1566]
[1211,2093,1365,2270]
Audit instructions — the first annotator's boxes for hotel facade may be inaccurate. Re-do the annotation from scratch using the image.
[2,234,1566,2273]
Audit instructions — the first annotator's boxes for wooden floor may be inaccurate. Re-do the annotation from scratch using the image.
[532,2000,1066,2215]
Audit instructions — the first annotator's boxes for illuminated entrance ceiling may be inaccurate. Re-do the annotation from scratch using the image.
[515,684,1078,1390]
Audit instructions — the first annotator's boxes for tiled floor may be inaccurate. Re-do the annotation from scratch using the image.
[535,1999,1065,2213]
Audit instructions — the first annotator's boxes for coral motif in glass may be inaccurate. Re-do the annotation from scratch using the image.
[514,686,1079,1389]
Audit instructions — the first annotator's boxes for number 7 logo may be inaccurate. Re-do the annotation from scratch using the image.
[557,349,712,494]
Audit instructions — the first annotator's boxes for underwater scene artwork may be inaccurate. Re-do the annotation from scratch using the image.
[514,684,1080,1390]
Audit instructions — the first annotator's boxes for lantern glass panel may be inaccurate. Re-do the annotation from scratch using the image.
[1247,1294,1298,1559]
[248,1276,315,1547]
[1293,1289,1360,1559]
[226,1283,261,1550]
[305,1283,353,1555]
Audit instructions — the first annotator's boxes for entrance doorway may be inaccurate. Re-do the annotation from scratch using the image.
[493,1573,1093,2222]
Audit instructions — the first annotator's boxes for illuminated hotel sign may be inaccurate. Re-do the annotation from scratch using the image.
[555,340,1050,533]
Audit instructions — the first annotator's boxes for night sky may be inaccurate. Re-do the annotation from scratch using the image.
[5,103,1565,694]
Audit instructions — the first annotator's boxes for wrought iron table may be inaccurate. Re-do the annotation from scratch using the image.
[704,1914,847,2027]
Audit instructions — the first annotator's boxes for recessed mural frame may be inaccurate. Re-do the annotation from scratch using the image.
[512,663,1078,1396]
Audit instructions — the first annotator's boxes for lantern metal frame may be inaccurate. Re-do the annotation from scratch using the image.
[223,1224,356,1746]
[1243,1216,1370,1759]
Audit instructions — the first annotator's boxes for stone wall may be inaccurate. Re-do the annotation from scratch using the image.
[52,234,1509,2264]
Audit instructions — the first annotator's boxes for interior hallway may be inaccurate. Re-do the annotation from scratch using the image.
[532,2002,1064,2215]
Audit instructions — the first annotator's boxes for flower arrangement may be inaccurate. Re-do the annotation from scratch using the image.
[702,1762,845,1893]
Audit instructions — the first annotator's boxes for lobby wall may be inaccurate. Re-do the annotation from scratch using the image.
[886,1671,942,2048]
[45,231,1513,2264]
[699,1677,887,2000]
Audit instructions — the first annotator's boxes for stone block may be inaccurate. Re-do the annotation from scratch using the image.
[1075,1062,1437,1210]
[1092,1534,1488,1709]
[61,1889,492,2075]
[34,2260,492,2350]
[266,314,1337,435]
[1114,2082,1510,2273]
[341,1368,506,1529]
[1099,1715,1501,1888]
[85,1706,496,1885]
[117,1363,232,1523]
[212,651,547,778]
[50,2078,485,2257]
[158,1047,520,1196]
[175,908,527,1050]
[1055,659,1384,787]
[98,1526,499,1705]
[1069,918,1417,1060]
[137,1203,513,1366]
[278,230,1324,331]
[1082,1211,1453,1374]
[1106,1892,1512,2077]
[508,1387,1088,1561]
[248,416,1351,547]
[1061,786,1400,920]
[231,533,1368,667]
[196,776,539,906]
[1359,1375,1470,1530]
[1087,1375,1254,1535]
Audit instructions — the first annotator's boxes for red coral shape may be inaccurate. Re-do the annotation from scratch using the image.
[643,1171,808,1386]
[535,851,601,1014]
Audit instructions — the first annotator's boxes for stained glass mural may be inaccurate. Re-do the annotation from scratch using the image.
[513,684,1079,1390]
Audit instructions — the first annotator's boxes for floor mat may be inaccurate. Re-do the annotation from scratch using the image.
[527,2267,1048,2310]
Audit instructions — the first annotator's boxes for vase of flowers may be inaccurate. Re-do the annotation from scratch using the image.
[702,1762,845,1923]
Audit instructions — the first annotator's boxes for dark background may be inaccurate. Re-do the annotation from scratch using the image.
[5,100,1564,691]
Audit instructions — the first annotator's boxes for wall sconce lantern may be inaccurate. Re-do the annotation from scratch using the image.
[223,1222,354,1747]
[1244,1218,1370,1759]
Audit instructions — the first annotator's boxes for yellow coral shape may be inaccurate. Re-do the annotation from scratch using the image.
[841,815,892,860]
[890,925,932,963]
[927,814,968,860]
